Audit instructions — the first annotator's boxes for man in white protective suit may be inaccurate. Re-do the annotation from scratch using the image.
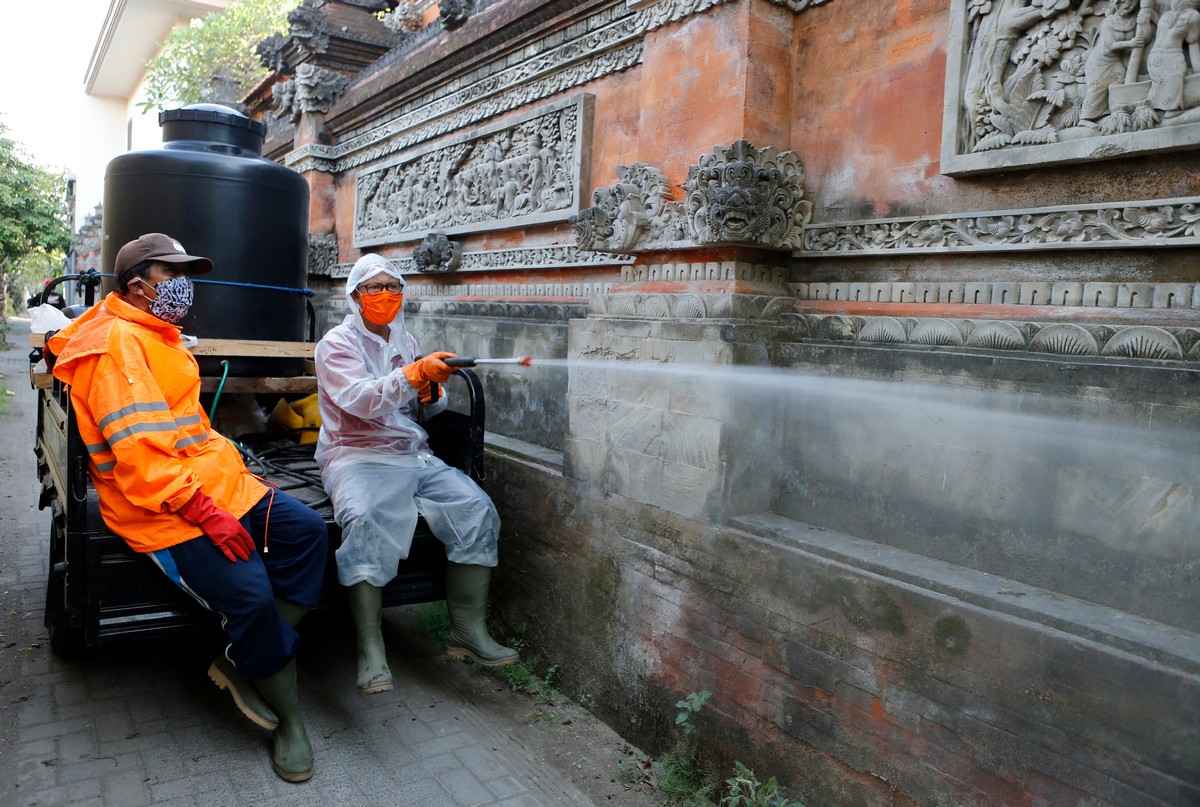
[314,253,518,695]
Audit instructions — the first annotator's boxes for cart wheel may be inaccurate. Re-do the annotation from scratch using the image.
[47,612,85,660]
[44,522,84,659]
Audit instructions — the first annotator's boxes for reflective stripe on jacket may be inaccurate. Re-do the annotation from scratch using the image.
[47,292,266,553]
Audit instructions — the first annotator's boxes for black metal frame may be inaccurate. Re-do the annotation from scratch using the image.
[36,367,486,657]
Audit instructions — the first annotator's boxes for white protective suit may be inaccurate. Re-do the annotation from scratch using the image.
[314,254,500,587]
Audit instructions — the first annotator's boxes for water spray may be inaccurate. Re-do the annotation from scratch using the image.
[444,356,533,367]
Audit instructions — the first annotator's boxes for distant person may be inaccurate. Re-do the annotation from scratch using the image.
[314,253,518,696]
[46,233,327,783]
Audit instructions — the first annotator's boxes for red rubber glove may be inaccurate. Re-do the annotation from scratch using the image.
[177,490,255,563]
[402,352,457,387]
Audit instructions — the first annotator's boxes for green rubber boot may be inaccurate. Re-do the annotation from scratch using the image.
[253,658,314,783]
[346,582,393,694]
[445,563,519,667]
[208,654,278,730]
[274,598,309,629]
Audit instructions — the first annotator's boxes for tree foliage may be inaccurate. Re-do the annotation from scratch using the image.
[139,0,294,112]
[0,121,70,321]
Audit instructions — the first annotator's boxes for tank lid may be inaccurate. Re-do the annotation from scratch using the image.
[159,104,267,137]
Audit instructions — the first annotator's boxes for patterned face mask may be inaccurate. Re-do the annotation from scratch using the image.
[141,275,194,324]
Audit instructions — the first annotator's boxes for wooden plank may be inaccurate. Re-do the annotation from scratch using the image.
[199,376,317,394]
[189,339,317,358]
[30,332,316,359]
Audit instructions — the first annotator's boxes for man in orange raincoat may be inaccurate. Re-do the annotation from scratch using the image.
[47,233,327,783]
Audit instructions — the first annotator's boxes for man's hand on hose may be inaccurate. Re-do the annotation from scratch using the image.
[403,351,457,387]
[177,489,256,562]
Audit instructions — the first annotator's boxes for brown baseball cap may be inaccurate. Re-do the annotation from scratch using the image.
[114,233,213,278]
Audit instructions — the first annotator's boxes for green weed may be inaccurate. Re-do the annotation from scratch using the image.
[721,761,804,807]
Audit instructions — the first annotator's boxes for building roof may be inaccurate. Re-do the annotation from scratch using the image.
[85,0,230,98]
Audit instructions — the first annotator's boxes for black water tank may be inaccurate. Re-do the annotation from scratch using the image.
[102,104,309,376]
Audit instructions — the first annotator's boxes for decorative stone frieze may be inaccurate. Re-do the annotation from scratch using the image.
[411,233,463,272]
[795,280,1200,309]
[307,232,339,276]
[590,292,794,320]
[353,95,592,247]
[796,314,1200,363]
[621,260,787,285]
[276,64,351,121]
[943,0,1200,174]
[639,0,735,31]
[575,141,811,253]
[326,244,631,279]
[405,299,590,322]
[801,196,1200,255]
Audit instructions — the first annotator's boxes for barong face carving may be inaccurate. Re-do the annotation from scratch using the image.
[411,233,463,272]
[944,0,1200,173]
[575,141,811,253]
[353,96,591,246]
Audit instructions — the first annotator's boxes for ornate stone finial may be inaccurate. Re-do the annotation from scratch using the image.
[288,0,331,57]
[767,0,832,11]
[439,0,472,30]
[572,164,683,253]
[205,70,245,108]
[683,140,811,249]
[382,1,422,33]
[275,64,350,120]
[412,233,463,272]
[256,33,289,73]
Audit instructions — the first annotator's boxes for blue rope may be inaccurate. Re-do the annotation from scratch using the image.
[193,278,314,297]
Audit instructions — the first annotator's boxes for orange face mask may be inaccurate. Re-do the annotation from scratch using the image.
[358,291,403,326]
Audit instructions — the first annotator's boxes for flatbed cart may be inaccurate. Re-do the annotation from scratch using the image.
[29,334,485,658]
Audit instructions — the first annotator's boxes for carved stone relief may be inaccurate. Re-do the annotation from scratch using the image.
[944,0,1200,174]
[795,279,1200,308]
[382,2,423,33]
[287,1,331,58]
[439,0,472,30]
[256,33,289,73]
[307,232,339,277]
[275,64,351,121]
[574,141,812,253]
[766,0,834,11]
[327,244,631,278]
[801,195,1200,254]
[411,233,463,272]
[353,95,592,246]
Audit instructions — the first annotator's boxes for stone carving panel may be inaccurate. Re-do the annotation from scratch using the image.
[275,64,351,120]
[353,95,592,247]
[944,0,1200,174]
[575,141,811,253]
[802,195,1200,254]
[307,232,339,277]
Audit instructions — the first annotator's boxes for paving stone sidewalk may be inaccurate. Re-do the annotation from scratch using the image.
[0,334,643,807]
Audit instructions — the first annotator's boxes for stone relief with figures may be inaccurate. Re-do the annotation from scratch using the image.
[353,97,589,246]
[945,0,1200,173]
[574,141,812,253]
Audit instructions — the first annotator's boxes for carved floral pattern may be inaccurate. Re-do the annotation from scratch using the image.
[802,197,1200,254]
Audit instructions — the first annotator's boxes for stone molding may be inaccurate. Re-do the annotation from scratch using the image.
[353,94,592,247]
[407,281,611,298]
[575,141,812,253]
[801,196,1200,255]
[406,299,590,322]
[284,0,733,174]
[795,280,1200,309]
[795,313,1200,363]
[943,0,1200,175]
[589,292,795,320]
[319,244,632,278]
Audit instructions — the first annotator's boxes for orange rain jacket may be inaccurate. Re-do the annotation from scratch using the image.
[47,293,266,553]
